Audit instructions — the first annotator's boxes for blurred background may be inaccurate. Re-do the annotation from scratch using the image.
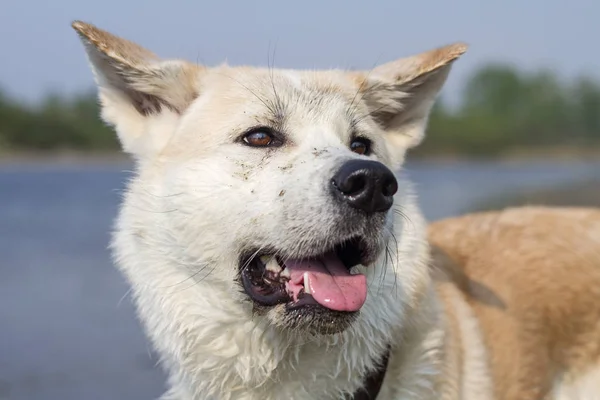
[1,0,599,399]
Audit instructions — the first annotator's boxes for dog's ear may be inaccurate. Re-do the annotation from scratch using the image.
[72,21,203,158]
[355,43,467,157]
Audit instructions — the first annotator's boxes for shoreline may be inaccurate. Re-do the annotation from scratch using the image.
[1,148,600,166]
[0,151,130,166]
[465,177,600,212]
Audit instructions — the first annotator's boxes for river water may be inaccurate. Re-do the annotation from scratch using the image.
[1,160,598,400]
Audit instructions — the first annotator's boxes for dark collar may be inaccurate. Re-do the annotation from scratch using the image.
[349,346,391,400]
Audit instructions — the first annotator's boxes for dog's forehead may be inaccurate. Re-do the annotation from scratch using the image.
[200,66,362,129]
[210,66,357,97]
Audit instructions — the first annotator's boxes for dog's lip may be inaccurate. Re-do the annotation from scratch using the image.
[238,235,374,310]
[238,234,375,267]
[285,293,320,310]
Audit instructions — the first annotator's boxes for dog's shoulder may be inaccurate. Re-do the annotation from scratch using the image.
[427,206,600,334]
[427,205,600,333]
[428,206,600,280]
[428,206,600,285]
[427,206,600,397]
[430,205,599,254]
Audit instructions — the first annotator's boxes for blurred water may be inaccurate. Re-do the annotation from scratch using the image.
[1,160,599,400]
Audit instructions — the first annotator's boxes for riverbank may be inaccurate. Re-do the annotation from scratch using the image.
[465,178,600,212]
[0,150,129,166]
[2,147,600,166]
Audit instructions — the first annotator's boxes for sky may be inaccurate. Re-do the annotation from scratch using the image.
[1,0,598,105]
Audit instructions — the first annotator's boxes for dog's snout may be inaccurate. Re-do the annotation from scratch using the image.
[331,160,398,213]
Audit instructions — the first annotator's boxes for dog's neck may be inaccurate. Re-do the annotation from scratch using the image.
[136,275,450,400]
[126,260,415,399]
[349,345,391,400]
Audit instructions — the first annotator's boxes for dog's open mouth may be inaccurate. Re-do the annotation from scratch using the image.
[240,237,370,313]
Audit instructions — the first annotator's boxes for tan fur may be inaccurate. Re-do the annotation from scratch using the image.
[71,20,600,400]
[72,21,202,116]
[72,21,160,65]
[430,206,600,400]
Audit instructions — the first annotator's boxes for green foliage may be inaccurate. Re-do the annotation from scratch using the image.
[415,64,600,156]
[0,89,118,151]
[1,63,599,156]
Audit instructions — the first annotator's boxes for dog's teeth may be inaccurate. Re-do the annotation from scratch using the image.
[259,255,272,265]
[280,268,291,278]
[264,257,282,274]
[304,272,312,294]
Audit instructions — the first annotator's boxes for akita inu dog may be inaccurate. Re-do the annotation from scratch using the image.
[72,20,600,400]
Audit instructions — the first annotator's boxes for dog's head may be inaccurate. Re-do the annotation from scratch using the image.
[73,21,466,336]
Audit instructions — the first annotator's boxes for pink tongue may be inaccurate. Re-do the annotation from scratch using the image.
[284,252,367,312]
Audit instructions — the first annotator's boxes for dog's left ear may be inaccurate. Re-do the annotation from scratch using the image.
[355,43,467,155]
[72,21,203,158]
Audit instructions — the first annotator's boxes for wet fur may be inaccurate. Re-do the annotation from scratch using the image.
[72,21,600,400]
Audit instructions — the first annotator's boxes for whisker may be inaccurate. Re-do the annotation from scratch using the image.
[128,205,179,214]
[393,207,415,231]
[267,40,285,120]
[152,261,211,290]
[141,188,185,198]
[240,246,267,274]
[377,243,391,297]
[388,230,400,299]
[166,265,218,294]
[117,287,133,308]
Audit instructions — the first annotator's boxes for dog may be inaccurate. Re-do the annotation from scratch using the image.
[72,21,600,399]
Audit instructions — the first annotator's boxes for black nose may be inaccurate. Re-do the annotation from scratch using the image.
[331,160,398,213]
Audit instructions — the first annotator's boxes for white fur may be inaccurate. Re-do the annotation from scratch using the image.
[113,170,433,399]
[99,87,181,156]
[73,21,468,399]
[552,367,600,400]
[447,290,494,399]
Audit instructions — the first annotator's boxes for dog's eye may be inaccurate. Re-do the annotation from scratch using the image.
[242,128,282,148]
[244,131,272,147]
[350,138,371,155]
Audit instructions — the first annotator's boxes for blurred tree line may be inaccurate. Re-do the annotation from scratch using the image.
[417,64,600,156]
[0,63,599,157]
[0,89,117,152]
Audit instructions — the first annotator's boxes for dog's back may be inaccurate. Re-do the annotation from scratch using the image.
[429,206,600,400]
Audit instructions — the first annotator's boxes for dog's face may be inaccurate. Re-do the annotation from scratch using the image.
[73,22,466,336]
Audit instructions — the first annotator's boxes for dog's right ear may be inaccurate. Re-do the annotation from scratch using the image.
[72,21,204,158]
[352,43,467,165]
